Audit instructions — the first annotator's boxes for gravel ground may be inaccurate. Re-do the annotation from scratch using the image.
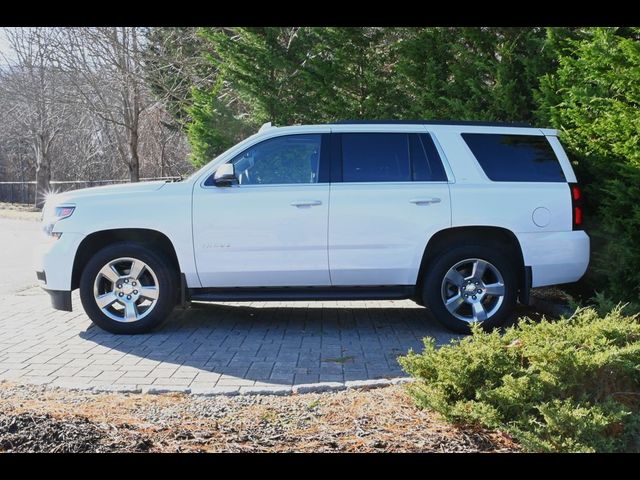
[0,381,518,453]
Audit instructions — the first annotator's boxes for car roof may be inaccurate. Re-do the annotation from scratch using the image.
[331,120,533,127]
[255,122,556,137]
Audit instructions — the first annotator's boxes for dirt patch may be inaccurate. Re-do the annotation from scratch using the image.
[0,412,154,453]
[0,412,105,452]
[530,287,574,318]
[0,203,41,221]
[0,382,518,453]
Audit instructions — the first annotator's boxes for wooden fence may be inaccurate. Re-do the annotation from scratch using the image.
[0,177,181,205]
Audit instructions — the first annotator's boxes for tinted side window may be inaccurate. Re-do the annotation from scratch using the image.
[218,134,321,186]
[462,133,566,182]
[411,134,448,182]
[342,133,411,182]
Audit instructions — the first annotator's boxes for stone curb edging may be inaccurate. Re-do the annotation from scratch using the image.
[13,376,415,398]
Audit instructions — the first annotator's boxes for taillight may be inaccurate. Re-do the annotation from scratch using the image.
[574,206,583,226]
[571,185,581,202]
[569,183,583,230]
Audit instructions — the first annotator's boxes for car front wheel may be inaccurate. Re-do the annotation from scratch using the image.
[79,242,177,334]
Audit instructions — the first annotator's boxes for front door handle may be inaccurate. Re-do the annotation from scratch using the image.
[290,200,322,208]
[410,198,441,205]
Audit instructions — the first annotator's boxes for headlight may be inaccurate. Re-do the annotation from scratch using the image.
[42,204,75,239]
[54,206,75,220]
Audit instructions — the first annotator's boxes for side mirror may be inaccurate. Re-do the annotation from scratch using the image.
[213,163,237,187]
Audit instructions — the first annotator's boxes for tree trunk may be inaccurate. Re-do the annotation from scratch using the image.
[160,142,166,177]
[35,157,50,208]
[128,129,140,182]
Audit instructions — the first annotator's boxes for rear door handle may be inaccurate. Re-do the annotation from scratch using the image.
[410,198,441,205]
[290,200,322,207]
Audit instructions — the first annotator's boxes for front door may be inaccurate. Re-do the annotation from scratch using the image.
[192,133,331,287]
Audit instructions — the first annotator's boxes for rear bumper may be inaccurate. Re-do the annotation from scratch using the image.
[43,288,72,312]
[516,230,590,287]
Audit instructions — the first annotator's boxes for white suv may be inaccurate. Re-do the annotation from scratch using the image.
[35,121,589,334]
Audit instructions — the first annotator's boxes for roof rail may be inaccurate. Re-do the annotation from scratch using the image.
[258,122,275,132]
[332,120,533,128]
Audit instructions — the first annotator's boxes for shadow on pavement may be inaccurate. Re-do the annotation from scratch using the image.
[78,301,464,386]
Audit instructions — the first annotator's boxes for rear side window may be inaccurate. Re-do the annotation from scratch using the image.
[461,133,566,182]
[341,133,447,182]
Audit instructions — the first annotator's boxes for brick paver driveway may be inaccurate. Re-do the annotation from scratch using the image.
[0,289,462,394]
[0,217,462,395]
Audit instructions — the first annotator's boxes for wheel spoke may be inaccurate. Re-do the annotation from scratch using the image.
[472,260,488,281]
[96,291,118,309]
[484,282,505,296]
[445,269,465,287]
[445,294,465,314]
[123,302,138,322]
[472,302,487,322]
[98,264,120,283]
[128,260,146,280]
[139,286,159,300]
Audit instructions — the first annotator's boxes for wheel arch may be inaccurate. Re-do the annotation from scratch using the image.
[415,226,526,304]
[72,228,181,290]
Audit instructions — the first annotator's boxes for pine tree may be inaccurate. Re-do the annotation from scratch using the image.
[536,27,640,297]
[394,27,555,123]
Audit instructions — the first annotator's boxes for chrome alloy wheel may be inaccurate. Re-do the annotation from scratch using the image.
[92,257,160,323]
[440,258,506,323]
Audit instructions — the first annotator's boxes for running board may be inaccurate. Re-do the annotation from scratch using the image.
[188,286,415,302]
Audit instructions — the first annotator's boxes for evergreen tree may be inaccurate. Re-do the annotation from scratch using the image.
[395,27,555,123]
[536,27,640,297]
[198,27,317,125]
[302,27,405,121]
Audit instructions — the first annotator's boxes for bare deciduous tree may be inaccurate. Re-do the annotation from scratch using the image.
[0,27,196,205]
[0,27,70,206]
[53,27,150,182]
[139,103,190,178]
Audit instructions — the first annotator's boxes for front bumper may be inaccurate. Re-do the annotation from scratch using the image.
[37,269,72,311]
[34,231,84,312]
[43,287,72,312]
[33,231,84,291]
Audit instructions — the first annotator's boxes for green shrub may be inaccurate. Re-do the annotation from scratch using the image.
[580,292,640,318]
[399,307,640,452]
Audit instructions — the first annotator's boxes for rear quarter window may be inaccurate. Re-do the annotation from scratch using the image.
[461,133,566,182]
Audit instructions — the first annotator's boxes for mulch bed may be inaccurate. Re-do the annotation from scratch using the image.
[0,382,518,453]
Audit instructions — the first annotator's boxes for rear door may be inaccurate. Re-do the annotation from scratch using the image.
[328,130,452,286]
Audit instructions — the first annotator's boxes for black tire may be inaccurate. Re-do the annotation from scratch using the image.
[421,244,517,334]
[79,241,177,334]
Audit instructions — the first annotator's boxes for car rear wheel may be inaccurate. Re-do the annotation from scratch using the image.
[422,245,517,334]
[79,242,177,334]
